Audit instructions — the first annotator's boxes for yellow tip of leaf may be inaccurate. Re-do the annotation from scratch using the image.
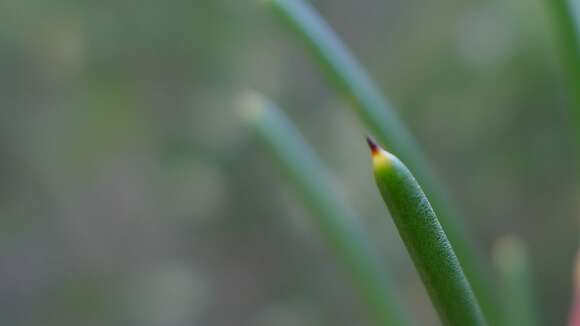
[372,148,393,170]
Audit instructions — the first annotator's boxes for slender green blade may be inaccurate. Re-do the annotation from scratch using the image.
[264,0,499,323]
[240,92,410,326]
[546,7,580,325]
[493,236,541,326]
[548,0,580,135]
[369,139,486,326]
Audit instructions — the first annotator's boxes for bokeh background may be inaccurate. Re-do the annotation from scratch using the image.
[1,0,578,325]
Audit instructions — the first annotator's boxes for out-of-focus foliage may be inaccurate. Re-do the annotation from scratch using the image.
[0,0,577,325]
[493,236,540,326]
[241,93,409,326]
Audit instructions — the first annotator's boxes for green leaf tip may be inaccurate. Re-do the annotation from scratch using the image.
[366,136,380,156]
[265,2,499,320]
[242,95,411,326]
[371,151,486,326]
[367,137,396,172]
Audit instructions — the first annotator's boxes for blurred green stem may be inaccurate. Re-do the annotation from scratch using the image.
[547,6,580,326]
[240,92,410,326]
[548,0,580,135]
[492,236,540,326]
[265,0,499,323]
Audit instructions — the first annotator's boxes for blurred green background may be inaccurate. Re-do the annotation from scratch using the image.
[1,0,578,325]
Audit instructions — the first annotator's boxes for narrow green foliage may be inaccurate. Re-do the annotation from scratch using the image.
[264,0,499,323]
[546,8,580,325]
[369,138,486,326]
[239,92,409,326]
[548,0,580,136]
[493,236,540,326]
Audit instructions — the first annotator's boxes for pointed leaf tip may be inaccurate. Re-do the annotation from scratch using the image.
[367,136,379,155]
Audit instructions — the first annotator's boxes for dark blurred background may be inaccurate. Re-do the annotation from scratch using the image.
[0,0,578,325]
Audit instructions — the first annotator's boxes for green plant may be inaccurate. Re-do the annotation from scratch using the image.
[263,0,499,323]
[368,137,486,326]
[239,0,580,324]
[240,92,409,326]
[546,2,580,324]
[492,236,540,326]
[548,0,580,124]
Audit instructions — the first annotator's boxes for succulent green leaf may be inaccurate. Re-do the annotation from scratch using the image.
[264,0,499,323]
[369,138,486,326]
[240,92,410,326]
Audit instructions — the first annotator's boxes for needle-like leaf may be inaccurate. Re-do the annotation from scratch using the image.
[264,0,498,322]
[368,137,486,326]
[240,92,410,326]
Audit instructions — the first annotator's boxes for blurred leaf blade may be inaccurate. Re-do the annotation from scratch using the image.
[264,0,499,322]
[493,236,541,326]
[239,92,410,326]
[548,0,580,129]
[546,5,580,325]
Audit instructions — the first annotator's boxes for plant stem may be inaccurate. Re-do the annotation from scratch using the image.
[368,137,486,326]
[264,0,499,323]
[546,6,580,326]
[548,0,580,125]
[492,236,540,326]
[240,92,410,326]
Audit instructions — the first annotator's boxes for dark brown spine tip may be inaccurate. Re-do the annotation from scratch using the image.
[366,136,379,155]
